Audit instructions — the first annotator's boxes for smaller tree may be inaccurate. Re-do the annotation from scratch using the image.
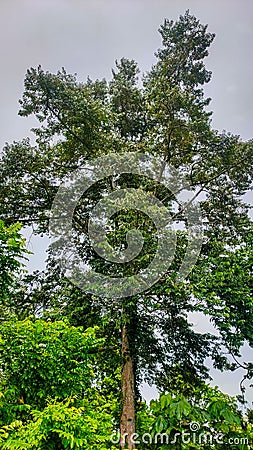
[0,319,105,419]
[149,381,252,449]
[0,319,119,449]
[0,220,27,313]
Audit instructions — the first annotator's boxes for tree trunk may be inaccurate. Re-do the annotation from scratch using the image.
[120,323,136,449]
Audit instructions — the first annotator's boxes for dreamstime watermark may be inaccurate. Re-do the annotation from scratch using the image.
[49,152,203,298]
[110,422,249,446]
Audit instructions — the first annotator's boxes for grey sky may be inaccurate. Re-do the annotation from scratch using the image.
[1,0,253,147]
[1,0,253,404]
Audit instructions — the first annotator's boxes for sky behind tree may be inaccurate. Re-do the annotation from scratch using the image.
[1,0,253,404]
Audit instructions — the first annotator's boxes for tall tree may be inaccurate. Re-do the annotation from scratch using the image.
[0,10,253,448]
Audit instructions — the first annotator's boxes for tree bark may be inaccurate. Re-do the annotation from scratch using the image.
[120,323,136,450]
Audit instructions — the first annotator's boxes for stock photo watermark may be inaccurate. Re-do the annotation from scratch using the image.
[49,152,203,298]
[110,422,249,446]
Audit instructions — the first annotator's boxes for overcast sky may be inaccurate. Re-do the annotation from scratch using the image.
[1,0,253,404]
